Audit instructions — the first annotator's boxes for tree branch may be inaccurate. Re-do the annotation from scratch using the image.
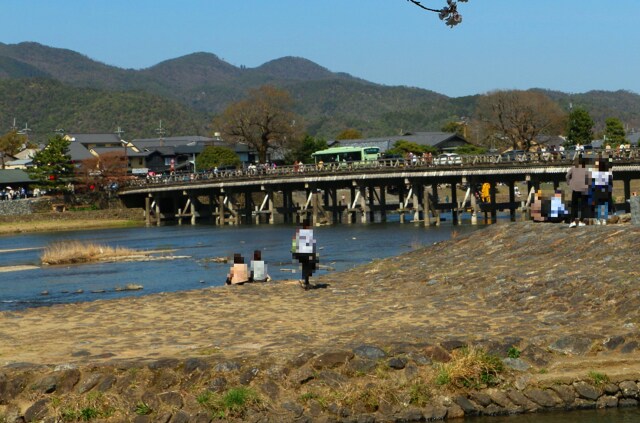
[406,0,469,27]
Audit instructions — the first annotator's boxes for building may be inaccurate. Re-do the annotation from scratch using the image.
[329,131,471,153]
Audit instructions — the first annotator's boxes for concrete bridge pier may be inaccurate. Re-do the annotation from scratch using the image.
[359,185,368,224]
[450,182,459,225]
[508,181,517,222]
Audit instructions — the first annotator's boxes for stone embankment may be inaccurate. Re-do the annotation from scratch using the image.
[1,222,640,422]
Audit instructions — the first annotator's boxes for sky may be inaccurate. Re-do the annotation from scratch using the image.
[2,0,640,98]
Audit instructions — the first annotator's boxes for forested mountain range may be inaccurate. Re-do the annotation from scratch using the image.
[1,42,639,143]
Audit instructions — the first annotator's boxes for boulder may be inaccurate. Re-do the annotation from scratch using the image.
[353,345,386,360]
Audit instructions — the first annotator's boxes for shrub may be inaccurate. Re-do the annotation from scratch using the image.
[507,346,521,359]
[41,240,138,265]
[588,371,609,386]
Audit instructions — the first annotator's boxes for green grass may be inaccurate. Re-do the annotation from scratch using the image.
[197,387,260,418]
[135,402,152,416]
[588,370,610,386]
[507,346,521,359]
[434,346,504,389]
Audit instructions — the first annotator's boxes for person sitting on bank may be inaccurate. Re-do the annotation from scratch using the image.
[249,250,270,282]
[225,253,249,285]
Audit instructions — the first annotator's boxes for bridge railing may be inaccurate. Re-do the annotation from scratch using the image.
[124,147,640,188]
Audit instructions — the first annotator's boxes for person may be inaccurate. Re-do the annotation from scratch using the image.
[225,253,249,285]
[292,220,318,290]
[249,250,270,282]
[588,154,614,225]
[566,156,590,227]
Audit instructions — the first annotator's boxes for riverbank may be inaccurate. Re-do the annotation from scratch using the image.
[0,208,144,235]
[1,222,639,422]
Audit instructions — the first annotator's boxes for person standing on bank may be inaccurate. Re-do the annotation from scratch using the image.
[292,220,318,290]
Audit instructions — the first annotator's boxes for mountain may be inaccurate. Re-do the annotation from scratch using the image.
[0,42,639,141]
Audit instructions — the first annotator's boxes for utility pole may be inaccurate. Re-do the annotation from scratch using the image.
[115,126,128,174]
[155,120,166,146]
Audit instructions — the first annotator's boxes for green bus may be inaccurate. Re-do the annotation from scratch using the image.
[311,146,380,165]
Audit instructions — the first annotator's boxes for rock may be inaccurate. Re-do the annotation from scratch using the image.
[24,399,49,422]
[507,389,539,412]
[469,392,493,407]
[619,398,638,407]
[603,336,625,350]
[621,341,638,354]
[618,380,639,398]
[573,398,596,409]
[97,374,117,392]
[523,388,561,408]
[289,351,315,368]
[190,412,212,423]
[317,370,347,389]
[549,336,594,355]
[77,373,102,394]
[170,410,190,423]
[260,380,280,400]
[603,383,619,395]
[353,345,386,360]
[133,416,150,423]
[453,396,480,416]
[153,370,179,390]
[290,367,315,385]
[155,412,172,423]
[596,395,618,408]
[282,401,304,417]
[440,339,466,352]
[207,377,227,393]
[148,358,180,370]
[483,403,507,416]
[514,374,532,391]
[405,352,431,366]
[159,391,183,409]
[549,384,576,406]
[486,388,515,409]
[403,363,419,381]
[239,367,259,385]
[312,351,354,369]
[503,358,530,371]
[56,369,81,393]
[34,375,58,394]
[573,381,600,400]
[346,358,377,375]
[393,407,423,422]
[214,361,241,372]
[519,344,552,367]
[446,403,465,419]
[0,372,28,404]
[422,405,447,420]
[387,357,407,370]
[422,345,451,362]
[183,358,209,374]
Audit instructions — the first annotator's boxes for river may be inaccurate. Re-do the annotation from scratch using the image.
[0,221,478,311]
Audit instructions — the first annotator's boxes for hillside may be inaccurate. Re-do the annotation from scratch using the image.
[0,79,208,142]
[1,42,639,140]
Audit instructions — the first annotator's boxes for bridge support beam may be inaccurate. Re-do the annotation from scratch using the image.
[451,182,459,225]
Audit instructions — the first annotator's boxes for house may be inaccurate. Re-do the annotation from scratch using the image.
[329,131,471,153]
[0,169,33,192]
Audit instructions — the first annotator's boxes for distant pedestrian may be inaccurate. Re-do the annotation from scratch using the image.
[292,220,318,290]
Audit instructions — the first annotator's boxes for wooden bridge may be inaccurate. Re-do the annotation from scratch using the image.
[119,156,640,227]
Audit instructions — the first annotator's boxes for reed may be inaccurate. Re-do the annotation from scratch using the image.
[41,240,137,265]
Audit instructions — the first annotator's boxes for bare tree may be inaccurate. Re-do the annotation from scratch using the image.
[474,90,566,152]
[407,0,469,27]
[214,85,304,163]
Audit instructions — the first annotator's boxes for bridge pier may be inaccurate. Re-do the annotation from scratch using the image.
[451,182,459,225]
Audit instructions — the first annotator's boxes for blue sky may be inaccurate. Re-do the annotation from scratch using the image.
[2,0,639,97]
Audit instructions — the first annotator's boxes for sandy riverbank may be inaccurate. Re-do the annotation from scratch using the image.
[1,222,639,422]
[0,209,144,235]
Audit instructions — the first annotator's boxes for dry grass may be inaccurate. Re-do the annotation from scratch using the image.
[41,241,139,265]
[435,345,504,389]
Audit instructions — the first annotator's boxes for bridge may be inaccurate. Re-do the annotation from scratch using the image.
[118,152,640,227]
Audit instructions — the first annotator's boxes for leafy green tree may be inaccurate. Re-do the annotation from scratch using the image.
[195,146,241,170]
[566,108,594,146]
[456,144,486,155]
[27,135,74,191]
[604,117,627,146]
[336,128,363,140]
[441,121,466,136]
[214,85,304,163]
[286,135,328,164]
[386,140,437,156]
[0,130,27,169]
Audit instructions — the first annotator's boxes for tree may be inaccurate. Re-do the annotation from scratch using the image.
[195,146,241,170]
[441,121,466,137]
[456,144,486,155]
[336,128,363,140]
[386,139,437,156]
[406,0,469,27]
[566,108,594,146]
[474,90,566,152]
[286,135,328,164]
[604,117,627,146]
[213,85,304,164]
[76,152,128,191]
[27,135,74,191]
[0,130,26,169]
